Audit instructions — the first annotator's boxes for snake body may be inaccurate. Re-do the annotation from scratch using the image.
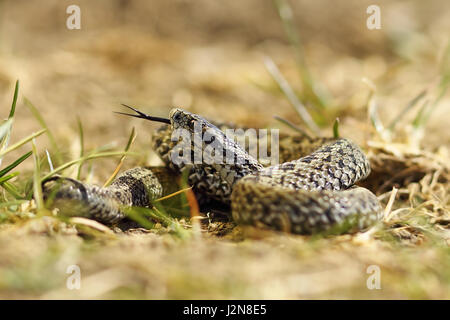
[43,107,382,234]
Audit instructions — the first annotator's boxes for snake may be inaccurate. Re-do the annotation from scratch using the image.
[42,106,383,234]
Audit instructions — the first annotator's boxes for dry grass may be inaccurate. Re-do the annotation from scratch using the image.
[0,0,449,299]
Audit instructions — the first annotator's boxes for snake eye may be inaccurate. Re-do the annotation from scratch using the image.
[172,111,182,123]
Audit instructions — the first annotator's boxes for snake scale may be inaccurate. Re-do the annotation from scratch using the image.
[42,107,382,234]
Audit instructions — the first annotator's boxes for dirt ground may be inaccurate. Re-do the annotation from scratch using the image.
[0,0,449,299]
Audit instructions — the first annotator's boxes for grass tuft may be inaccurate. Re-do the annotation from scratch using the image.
[264,56,320,134]
[0,129,47,159]
[103,127,136,187]
[0,80,20,167]
[273,0,331,109]
[23,97,63,164]
[41,150,136,182]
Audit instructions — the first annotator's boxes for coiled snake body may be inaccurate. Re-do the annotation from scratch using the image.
[43,107,382,234]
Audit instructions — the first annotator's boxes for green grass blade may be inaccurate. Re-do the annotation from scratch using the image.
[368,96,384,134]
[76,116,85,180]
[129,204,189,239]
[0,172,19,184]
[413,43,450,129]
[9,80,19,119]
[41,150,136,181]
[23,97,63,164]
[388,89,427,130]
[422,85,448,125]
[264,56,320,135]
[1,181,24,199]
[153,203,190,238]
[412,99,429,128]
[0,151,32,178]
[439,40,450,83]
[362,79,385,134]
[0,129,46,159]
[0,80,20,166]
[273,116,311,138]
[123,207,155,230]
[103,127,136,187]
[273,0,330,109]
[124,206,189,238]
[333,118,340,138]
[413,82,448,129]
[31,138,44,211]
[273,0,304,63]
[0,119,13,141]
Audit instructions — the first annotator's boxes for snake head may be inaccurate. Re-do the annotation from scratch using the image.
[116,104,215,133]
[169,108,218,133]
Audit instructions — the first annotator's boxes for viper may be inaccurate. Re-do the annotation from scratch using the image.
[42,106,382,234]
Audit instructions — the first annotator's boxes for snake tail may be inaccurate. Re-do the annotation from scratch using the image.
[42,167,163,223]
